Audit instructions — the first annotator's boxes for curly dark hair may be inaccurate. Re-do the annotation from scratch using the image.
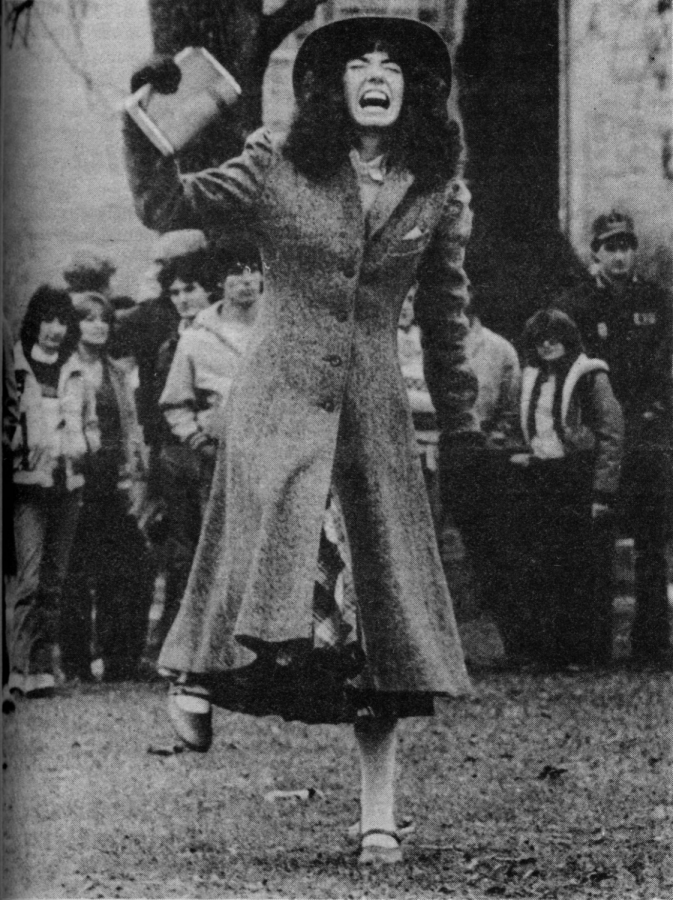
[20,284,79,363]
[521,308,584,368]
[284,37,463,191]
[156,249,221,300]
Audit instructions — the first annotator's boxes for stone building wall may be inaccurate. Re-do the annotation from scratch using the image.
[562,0,672,284]
[264,0,673,291]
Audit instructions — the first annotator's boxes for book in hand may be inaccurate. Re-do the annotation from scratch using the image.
[125,46,241,156]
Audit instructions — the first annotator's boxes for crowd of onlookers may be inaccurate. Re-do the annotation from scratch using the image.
[399,209,671,671]
[3,230,264,698]
[2,207,672,701]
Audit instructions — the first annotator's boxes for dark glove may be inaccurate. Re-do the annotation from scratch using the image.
[130,55,181,95]
[199,441,217,462]
[186,430,217,459]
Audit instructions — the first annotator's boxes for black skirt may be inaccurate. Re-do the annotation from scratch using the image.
[163,494,436,723]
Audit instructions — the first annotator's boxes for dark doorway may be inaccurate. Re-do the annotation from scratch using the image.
[457,0,584,341]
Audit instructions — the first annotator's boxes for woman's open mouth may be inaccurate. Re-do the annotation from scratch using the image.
[359,90,390,109]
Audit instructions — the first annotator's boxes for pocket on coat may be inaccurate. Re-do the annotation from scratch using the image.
[386,230,432,258]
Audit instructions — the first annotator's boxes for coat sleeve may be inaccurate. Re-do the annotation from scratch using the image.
[586,371,624,497]
[123,116,274,234]
[495,343,522,439]
[414,179,479,435]
[644,285,673,432]
[159,334,200,443]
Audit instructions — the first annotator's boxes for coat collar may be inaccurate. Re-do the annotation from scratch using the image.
[366,167,415,239]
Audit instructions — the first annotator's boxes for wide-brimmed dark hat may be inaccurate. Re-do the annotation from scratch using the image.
[292,16,452,97]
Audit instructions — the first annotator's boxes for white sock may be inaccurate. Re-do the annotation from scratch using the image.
[354,717,398,847]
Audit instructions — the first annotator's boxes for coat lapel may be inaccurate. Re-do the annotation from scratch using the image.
[366,168,415,239]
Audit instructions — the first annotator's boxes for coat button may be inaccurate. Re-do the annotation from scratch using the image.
[342,262,356,278]
[334,309,349,323]
[324,354,343,367]
[321,398,335,413]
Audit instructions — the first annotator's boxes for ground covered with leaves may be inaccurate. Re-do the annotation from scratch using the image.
[3,664,671,900]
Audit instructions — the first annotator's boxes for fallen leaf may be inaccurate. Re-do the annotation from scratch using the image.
[146,743,184,757]
[263,787,325,802]
[537,765,567,780]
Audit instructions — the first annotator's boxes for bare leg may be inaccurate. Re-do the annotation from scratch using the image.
[354,716,398,848]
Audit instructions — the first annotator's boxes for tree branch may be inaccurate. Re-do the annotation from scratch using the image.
[260,0,329,56]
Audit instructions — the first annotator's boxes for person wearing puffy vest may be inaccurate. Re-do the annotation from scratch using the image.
[509,309,624,668]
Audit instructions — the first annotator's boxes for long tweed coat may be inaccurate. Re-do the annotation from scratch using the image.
[125,125,476,700]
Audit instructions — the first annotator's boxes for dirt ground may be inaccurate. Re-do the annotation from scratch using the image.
[3,658,672,900]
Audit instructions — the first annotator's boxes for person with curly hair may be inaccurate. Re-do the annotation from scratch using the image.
[108,230,221,663]
[123,16,477,864]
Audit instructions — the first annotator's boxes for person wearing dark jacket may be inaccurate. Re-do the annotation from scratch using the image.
[556,211,673,666]
[109,230,217,664]
[60,292,151,682]
[510,309,624,668]
[109,230,209,454]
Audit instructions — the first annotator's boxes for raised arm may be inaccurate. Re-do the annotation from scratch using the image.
[123,116,274,234]
[414,179,479,436]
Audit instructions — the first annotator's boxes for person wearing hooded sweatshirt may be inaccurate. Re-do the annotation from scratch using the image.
[157,245,262,646]
[510,309,624,668]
